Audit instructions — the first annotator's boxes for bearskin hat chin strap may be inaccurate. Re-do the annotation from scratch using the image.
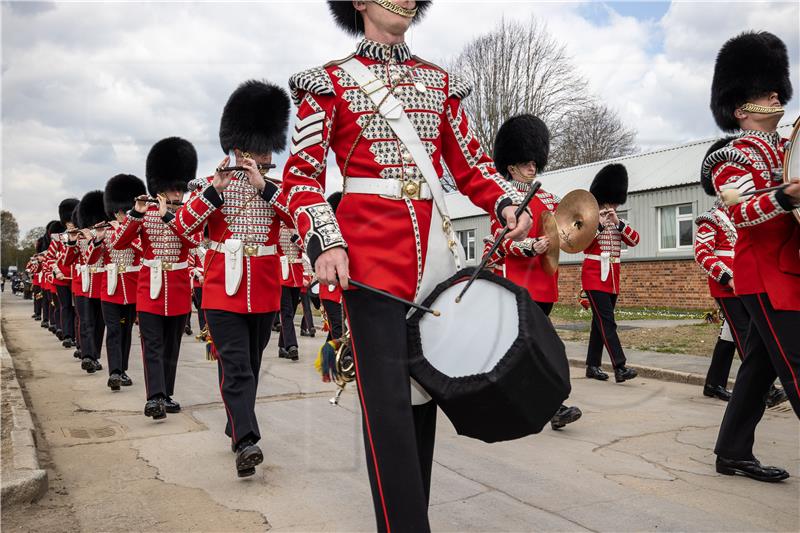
[372,0,417,18]
[739,103,785,115]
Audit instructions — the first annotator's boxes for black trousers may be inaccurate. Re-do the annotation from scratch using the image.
[101,302,136,375]
[344,288,436,533]
[192,287,205,331]
[138,312,186,401]
[706,297,750,387]
[715,293,800,460]
[76,296,104,360]
[534,300,554,317]
[33,286,42,317]
[46,290,59,327]
[585,290,627,368]
[322,299,344,341]
[278,286,301,349]
[205,310,274,447]
[300,292,315,331]
[56,285,75,340]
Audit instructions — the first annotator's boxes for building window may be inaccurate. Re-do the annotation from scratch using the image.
[457,229,476,261]
[659,203,693,250]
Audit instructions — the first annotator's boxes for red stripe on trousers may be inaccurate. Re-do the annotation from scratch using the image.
[756,294,800,401]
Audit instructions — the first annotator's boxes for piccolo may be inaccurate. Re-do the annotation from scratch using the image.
[65,222,114,234]
[215,166,283,186]
[135,195,185,207]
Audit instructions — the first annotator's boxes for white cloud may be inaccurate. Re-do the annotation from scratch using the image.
[1,0,798,234]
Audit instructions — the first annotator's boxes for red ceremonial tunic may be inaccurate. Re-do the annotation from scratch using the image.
[693,207,736,299]
[25,257,41,287]
[115,205,200,316]
[188,247,204,290]
[279,225,305,288]
[86,224,142,305]
[282,39,520,302]
[706,130,800,311]
[581,219,640,294]
[491,183,560,303]
[171,174,288,314]
[319,282,342,303]
[64,239,89,298]
[44,238,71,288]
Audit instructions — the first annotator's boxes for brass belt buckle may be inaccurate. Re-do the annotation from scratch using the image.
[162,262,173,271]
[244,244,258,257]
[401,179,422,200]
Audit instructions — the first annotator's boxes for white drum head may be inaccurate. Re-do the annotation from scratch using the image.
[311,283,320,295]
[419,278,518,378]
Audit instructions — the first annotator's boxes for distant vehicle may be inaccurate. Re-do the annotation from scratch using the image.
[6,266,18,278]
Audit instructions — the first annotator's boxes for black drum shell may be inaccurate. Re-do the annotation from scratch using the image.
[408,268,570,443]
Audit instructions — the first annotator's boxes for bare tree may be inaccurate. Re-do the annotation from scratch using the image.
[1,210,20,270]
[549,103,638,170]
[448,17,590,157]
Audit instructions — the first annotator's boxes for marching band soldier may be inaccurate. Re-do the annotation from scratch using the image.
[53,198,80,349]
[171,80,291,477]
[488,114,582,430]
[695,151,788,407]
[300,257,317,337]
[282,2,530,529]
[41,220,64,333]
[277,223,305,361]
[115,137,201,420]
[188,245,206,339]
[26,249,44,321]
[65,204,88,361]
[88,174,147,390]
[76,191,109,374]
[705,31,800,482]
[582,164,640,383]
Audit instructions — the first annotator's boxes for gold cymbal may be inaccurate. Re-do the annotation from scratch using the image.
[539,211,560,275]
[555,190,600,253]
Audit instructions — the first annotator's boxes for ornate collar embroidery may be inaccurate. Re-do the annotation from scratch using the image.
[355,38,412,63]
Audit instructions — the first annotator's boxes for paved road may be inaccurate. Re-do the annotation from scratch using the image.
[1,297,798,532]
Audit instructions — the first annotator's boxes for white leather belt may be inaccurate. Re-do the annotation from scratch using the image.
[585,254,620,264]
[714,250,734,257]
[344,177,432,201]
[207,240,276,257]
[106,264,142,273]
[142,259,188,271]
[89,266,106,274]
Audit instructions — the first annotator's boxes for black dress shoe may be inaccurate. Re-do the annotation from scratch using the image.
[92,360,103,372]
[765,386,788,408]
[120,372,133,386]
[164,398,181,413]
[288,346,299,362]
[40,320,49,328]
[235,441,264,478]
[278,347,289,359]
[716,456,789,482]
[585,366,609,381]
[56,329,64,340]
[271,323,281,333]
[48,325,57,334]
[614,366,638,383]
[62,338,75,348]
[551,405,583,430]
[73,349,82,359]
[144,398,167,420]
[81,357,96,373]
[32,313,39,319]
[107,373,122,391]
[184,325,193,336]
[703,384,732,402]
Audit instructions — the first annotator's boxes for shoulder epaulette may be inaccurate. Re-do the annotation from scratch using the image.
[288,66,336,106]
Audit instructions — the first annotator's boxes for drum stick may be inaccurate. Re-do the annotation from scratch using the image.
[455,181,542,303]
[720,184,788,206]
[348,279,440,316]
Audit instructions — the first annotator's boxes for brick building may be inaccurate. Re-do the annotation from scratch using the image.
[447,125,792,310]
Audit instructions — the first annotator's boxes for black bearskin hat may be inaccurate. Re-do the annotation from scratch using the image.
[710,31,793,132]
[77,190,108,228]
[104,174,146,218]
[44,220,64,247]
[328,1,432,36]
[35,235,47,254]
[699,136,736,196]
[219,80,291,155]
[145,137,197,196]
[70,204,80,228]
[492,114,550,179]
[590,164,629,205]
[58,198,79,225]
[327,191,343,214]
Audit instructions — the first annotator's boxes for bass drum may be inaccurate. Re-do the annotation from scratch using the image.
[784,116,800,224]
[407,268,570,443]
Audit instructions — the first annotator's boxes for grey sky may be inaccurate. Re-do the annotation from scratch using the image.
[2,0,798,235]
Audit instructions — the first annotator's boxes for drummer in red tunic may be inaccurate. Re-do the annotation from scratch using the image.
[487,114,582,430]
[705,31,800,482]
[281,2,531,530]
[277,223,305,361]
[171,81,291,477]
[115,137,201,421]
[582,164,640,383]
